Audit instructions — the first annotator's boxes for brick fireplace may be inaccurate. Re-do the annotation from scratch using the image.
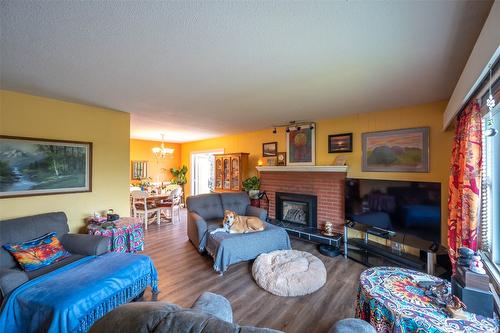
[257,166,347,232]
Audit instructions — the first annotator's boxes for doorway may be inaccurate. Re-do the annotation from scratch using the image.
[191,149,224,195]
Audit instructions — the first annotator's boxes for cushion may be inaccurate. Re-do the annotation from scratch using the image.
[3,232,71,271]
[252,250,326,296]
[0,212,69,270]
[187,193,224,220]
[220,192,250,216]
[329,318,376,333]
[191,292,233,323]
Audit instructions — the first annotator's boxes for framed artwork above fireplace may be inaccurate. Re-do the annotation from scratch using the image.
[286,124,316,166]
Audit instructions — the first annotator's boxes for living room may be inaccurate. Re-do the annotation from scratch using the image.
[1,1,499,333]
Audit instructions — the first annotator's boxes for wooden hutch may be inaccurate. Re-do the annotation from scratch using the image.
[214,153,249,192]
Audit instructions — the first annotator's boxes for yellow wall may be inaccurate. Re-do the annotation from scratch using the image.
[181,100,453,244]
[130,139,181,184]
[0,90,130,232]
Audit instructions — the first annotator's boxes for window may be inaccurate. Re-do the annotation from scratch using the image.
[480,105,500,273]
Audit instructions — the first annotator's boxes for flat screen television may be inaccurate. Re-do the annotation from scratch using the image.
[345,178,441,243]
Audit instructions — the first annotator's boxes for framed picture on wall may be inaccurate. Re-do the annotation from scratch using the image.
[262,142,278,157]
[277,152,286,166]
[131,160,148,180]
[286,124,316,165]
[361,127,429,172]
[328,133,353,153]
[0,135,92,198]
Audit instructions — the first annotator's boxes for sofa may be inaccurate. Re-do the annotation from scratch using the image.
[90,291,282,333]
[89,292,376,333]
[186,192,291,273]
[0,211,109,303]
[0,212,158,333]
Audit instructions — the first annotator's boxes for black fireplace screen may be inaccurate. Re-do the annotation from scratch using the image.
[276,192,317,228]
[283,201,308,224]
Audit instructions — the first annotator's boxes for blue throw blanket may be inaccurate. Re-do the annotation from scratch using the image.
[206,222,291,273]
[0,252,158,333]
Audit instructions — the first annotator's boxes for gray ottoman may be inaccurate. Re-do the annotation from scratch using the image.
[329,318,376,333]
[206,222,291,273]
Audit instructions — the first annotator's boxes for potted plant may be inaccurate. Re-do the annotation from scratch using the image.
[170,165,188,202]
[139,177,152,191]
[243,176,260,199]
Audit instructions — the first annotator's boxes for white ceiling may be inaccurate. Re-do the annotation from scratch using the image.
[0,1,493,142]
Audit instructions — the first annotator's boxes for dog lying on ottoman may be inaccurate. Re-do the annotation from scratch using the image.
[186,193,291,274]
[211,210,265,234]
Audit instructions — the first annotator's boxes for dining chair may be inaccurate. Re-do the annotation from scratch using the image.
[158,187,182,224]
[131,190,160,231]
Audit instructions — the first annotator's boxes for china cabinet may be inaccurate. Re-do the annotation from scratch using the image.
[214,153,249,192]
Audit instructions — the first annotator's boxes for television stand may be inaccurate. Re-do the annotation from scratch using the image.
[268,219,342,257]
[344,221,450,277]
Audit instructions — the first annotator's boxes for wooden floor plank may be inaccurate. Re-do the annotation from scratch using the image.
[141,210,366,332]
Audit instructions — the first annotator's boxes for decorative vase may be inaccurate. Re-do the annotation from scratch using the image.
[248,189,260,199]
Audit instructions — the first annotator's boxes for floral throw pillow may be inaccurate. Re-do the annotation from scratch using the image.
[3,232,71,271]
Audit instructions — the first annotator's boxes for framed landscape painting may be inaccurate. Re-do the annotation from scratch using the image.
[362,127,429,172]
[262,142,278,157]
[0,136,92,198]
[287,125,315,166]
[328,133,353,153]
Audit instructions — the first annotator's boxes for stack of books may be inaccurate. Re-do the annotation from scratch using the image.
[455,265,490,291]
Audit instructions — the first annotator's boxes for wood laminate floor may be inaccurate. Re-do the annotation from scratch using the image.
[142,210,366,333]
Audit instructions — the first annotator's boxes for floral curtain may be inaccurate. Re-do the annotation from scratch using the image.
[448,100,482,271]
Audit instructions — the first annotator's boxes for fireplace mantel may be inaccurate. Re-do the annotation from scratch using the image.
[256,165,347,173]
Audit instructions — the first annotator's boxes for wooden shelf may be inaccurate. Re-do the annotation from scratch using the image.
[256,165,347,173]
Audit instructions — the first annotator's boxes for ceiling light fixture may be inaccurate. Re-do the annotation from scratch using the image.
[152,134,174,159]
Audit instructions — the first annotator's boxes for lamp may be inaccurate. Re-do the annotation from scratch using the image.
[152,134,174,159]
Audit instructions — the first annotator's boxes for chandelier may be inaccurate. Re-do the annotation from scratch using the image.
[152,134,174,159]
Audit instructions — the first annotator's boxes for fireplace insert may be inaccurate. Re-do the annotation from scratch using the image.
[276,192,317,229]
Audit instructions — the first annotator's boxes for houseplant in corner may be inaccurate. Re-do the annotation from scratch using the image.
[243,176,260,199]
[170,165,188,203]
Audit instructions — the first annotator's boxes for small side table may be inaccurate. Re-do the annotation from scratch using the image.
[356,267,498,332]
[87,217,144,253]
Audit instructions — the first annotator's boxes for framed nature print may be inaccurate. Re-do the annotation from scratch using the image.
[287,124,315,165]
[328,133,353,153]
[362,127,429,172]
[0,136,92,198]
[131,160,148,180]
[262,142,277,157]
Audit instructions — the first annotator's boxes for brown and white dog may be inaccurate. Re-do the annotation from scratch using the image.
[210,209,265,234]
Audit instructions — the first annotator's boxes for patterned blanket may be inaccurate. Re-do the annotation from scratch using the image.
[0,252,158,333]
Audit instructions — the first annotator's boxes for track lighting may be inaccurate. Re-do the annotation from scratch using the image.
[273,121,315,133]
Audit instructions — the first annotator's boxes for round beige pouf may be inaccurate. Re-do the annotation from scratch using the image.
[252,249,327,297]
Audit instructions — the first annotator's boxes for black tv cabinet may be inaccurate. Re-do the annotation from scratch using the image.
[343,221,450,277]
